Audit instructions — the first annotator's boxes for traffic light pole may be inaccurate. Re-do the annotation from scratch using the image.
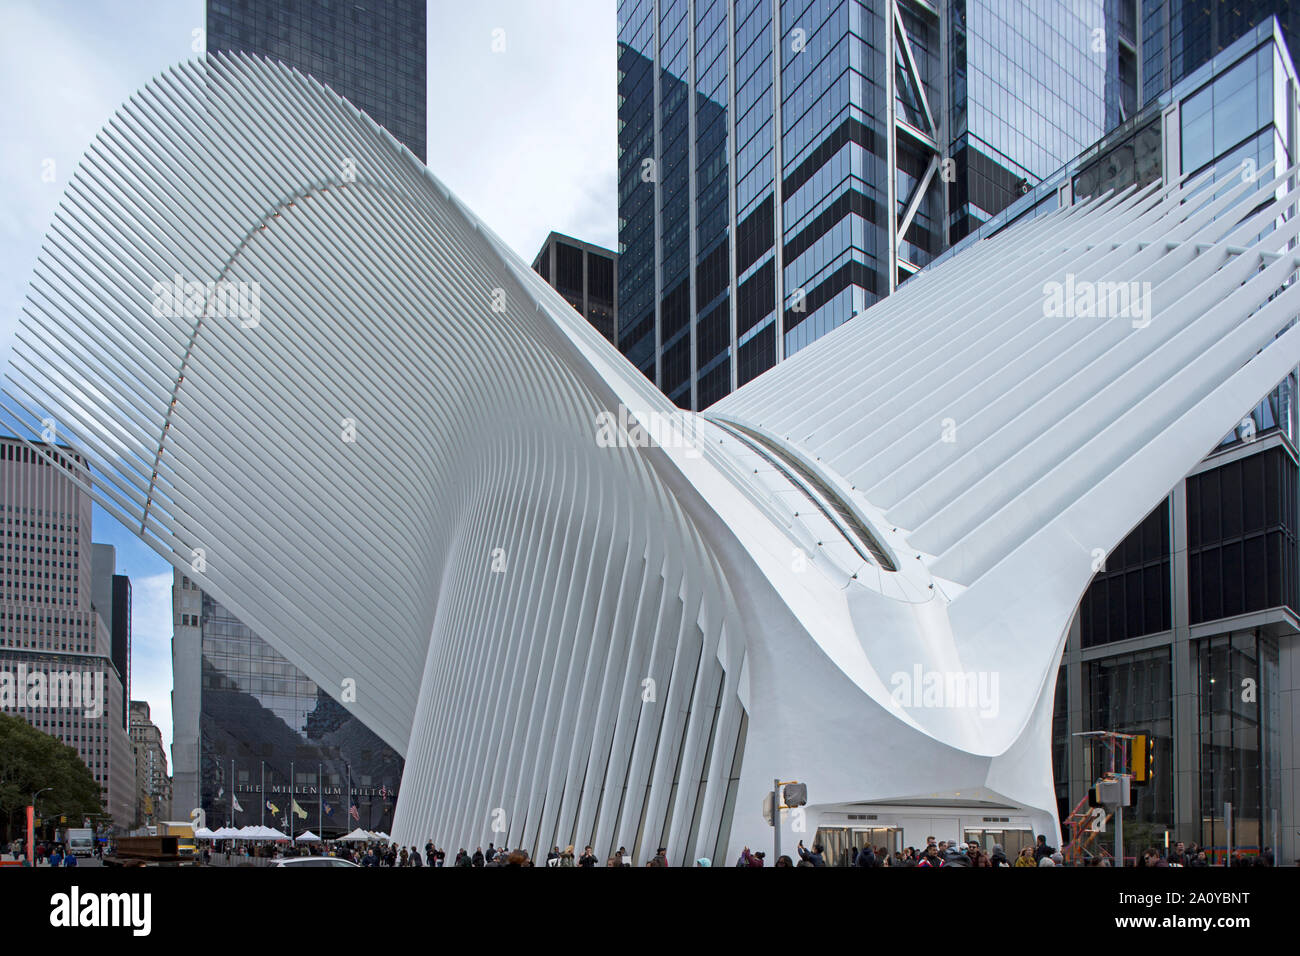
[1114,802,1123,867]
[773,778,780,864]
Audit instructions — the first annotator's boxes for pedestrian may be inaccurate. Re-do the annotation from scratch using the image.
[943,842,972,867]
[918,844,944,867]
[1033,834,1054,862]
[578,845,598,867]
[796,840,826,866]
[989,843,1010,867]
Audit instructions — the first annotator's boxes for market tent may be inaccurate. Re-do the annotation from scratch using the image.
[339,828,373,842]
[295,831,321,843]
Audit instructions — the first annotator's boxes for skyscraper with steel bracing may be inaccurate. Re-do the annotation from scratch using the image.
[616,0,1140,410]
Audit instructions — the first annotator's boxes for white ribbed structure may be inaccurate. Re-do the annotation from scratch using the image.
[6,54,1300,862]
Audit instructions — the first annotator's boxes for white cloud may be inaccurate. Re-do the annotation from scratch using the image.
[426,1,618,259]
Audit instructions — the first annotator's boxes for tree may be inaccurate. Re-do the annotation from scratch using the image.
[0,713,102,842]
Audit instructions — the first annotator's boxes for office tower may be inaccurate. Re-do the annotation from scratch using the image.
[91,543,131,731]
[129,700,171,826]
[532,232,619,344]
[173,570,402,835]
[935,19,1298,865]
[206,0,427,160]
[1141,0,1300,105]
[0,437,134,828]
[616,0,1134,410]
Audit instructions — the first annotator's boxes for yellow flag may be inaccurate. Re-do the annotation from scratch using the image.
[292,799,307,819]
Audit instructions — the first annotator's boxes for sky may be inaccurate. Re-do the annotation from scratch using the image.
[0,0,618,760]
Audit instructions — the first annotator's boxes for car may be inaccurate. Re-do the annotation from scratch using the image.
[273,856,359,868]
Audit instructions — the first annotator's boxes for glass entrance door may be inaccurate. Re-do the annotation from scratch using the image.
[813,826,902,865]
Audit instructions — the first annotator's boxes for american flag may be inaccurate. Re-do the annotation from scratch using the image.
[349,804,360,822]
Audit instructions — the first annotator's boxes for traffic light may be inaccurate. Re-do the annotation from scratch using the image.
[1131,734,1154,784]
[783,782,808,807]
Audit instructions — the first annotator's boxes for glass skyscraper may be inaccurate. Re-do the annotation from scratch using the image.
[1141,0,1300,106]
[617,0,1133,410]
[207,0,427,160]
[175,573,402,837]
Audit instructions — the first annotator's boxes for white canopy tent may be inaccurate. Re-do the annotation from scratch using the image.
[339,828,373,843]
[294,831,321,843]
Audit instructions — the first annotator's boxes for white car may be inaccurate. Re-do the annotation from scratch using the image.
[274,856,359,868]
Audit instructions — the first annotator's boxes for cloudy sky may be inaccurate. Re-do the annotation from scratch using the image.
[0,0,617,759]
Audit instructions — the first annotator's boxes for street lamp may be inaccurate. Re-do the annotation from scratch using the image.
[28,788,53,867]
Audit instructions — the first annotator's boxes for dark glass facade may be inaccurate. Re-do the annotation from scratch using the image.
[1080,501,1173,648]
[1141,0,1300,106]
[1188,447,1300,624]
[947,0,1121,244]
[111,574,130,732]
[207,0,427,161]
[196,587,402,835]
[1083,648,1175,851]
[532,233,619,345]
[618,0,1121,410]
[1193,631,1282,859]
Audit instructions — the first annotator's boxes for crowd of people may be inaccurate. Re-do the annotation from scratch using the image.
[340,842,673,867]
[10,833,1281,867]
[4,839,99,866]
[773,835,1278,867]
[204,833,1283,867]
